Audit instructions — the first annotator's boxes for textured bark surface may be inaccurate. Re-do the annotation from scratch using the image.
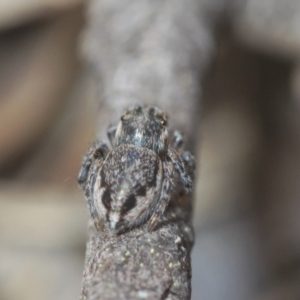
[81,0,226,146]
[82,221,194,299]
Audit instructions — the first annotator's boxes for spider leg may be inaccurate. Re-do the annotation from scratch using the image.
[78,141,110,231]
[78,141,109,189]
[172,130,184,151]
[167,148,193,192]
[107,124,118,147]
[85,166,103,232]
[148,162,174,231]
[181,151,196,181]
[149,147,195,231]
[77,157,93,190]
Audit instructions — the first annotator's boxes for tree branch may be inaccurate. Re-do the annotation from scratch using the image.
[80,0,224,299]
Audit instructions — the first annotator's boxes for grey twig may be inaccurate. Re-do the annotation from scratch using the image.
[80,0,224,299]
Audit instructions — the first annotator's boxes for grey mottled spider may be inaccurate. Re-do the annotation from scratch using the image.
[78,105,195,235]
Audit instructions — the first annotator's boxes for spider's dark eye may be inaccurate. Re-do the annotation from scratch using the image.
[160,119,167,126]
[159,112,168,127]
[134,105,143,114]
[148,107,155,115]
[157,116,167,127]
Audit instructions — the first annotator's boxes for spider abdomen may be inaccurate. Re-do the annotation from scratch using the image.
[93,144,163,234]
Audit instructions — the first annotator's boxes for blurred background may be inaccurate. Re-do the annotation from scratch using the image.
[0,1,300,300]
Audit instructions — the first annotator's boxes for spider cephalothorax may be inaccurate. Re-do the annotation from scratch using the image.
[115,106,169,156]
[78,105,195,235]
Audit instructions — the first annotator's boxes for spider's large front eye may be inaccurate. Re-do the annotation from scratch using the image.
[133,105,143,114]
[157,115,167,127]
[160,119,167,126]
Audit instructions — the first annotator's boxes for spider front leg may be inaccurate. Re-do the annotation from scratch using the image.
[181,151,196,181]
[167,148,193,192]
[106,124,118,147]
[78,141,110,189]
[148,160,175,231]
[172,130,184,151]
[171,130,195,188]
[78,141,110,231]
[148,148,195,231]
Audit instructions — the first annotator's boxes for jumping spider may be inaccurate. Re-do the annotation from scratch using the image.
[78,105,195,235]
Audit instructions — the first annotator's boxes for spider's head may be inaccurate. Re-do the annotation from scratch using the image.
[115,105,169,156]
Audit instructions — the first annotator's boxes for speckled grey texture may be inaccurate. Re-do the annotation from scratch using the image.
[81,0,224,148]
[82,220,194,300]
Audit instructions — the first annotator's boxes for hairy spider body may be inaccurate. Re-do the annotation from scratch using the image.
[78,105,195,235]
